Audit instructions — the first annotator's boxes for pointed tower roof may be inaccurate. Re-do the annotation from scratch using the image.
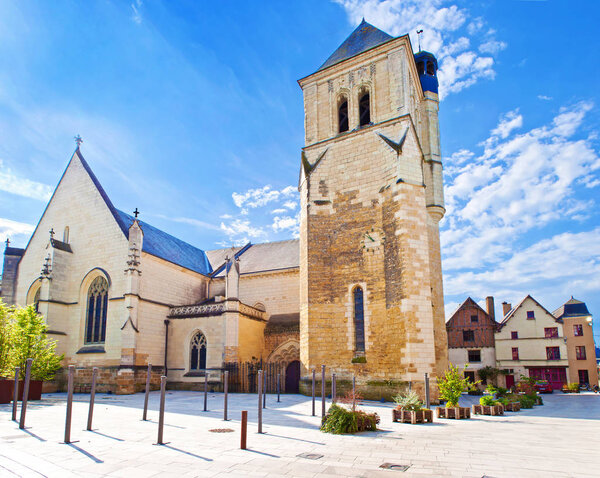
[553,297,591,319]
[317,19,394,72]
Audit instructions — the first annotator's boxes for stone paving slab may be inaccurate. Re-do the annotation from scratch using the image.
[1,392,599,477]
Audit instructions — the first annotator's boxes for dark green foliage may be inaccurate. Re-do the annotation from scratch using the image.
[516,395,535,409]
[351,356,367,364]
[320,404,379,434]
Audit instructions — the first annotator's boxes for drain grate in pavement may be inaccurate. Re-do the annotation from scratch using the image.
[209,428,234,433]
[297,452,324,460]
[380,463,410,472]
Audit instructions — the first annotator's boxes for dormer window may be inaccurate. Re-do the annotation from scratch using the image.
[338,97,349,133]
[359,91,370,126]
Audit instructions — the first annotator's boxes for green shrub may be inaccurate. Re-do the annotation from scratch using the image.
[351,356,366,364]
[0,300,15,377]
[437,363,476,407]
[321,404,379,434]
[480,395,498,406]
[567,382,580,392]
[498,397,509,406]
[517,395,535,409]
[392,390,423,411]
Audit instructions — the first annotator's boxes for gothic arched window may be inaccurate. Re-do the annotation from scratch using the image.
[359,91,370,126]
[33,288,41,313]
[338,97,349,133]
[85,276,109,344]
[190,331,207,370]
[353,286,365,353]
[63,226,69,243]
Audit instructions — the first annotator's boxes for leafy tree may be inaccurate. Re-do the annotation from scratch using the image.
[477,366,501,385]
[0,300,15,377]
[437,363,477,407]
[10,305,63,381]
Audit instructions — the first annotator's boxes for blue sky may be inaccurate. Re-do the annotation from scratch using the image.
[1,0,599,341]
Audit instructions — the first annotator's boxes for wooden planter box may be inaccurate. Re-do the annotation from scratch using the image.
[472,404,504,416]
[17,380,43,401]
[392,408,433,424]
[436,406,471,419]
[503,402,520,412]
[0,378,13,404]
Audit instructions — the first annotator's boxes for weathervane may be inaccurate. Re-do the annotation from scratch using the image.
[416,29,423,51]
[74,134,83,148]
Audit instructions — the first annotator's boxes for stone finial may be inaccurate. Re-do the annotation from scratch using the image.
[41,254,52,278]
[74,135,83,148]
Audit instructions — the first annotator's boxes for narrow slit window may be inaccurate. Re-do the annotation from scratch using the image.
[338,99,349,133]
[359,92,370,126]
[426,61,435,75]
[353,287,365,353]
[85,276,109,344]
[190,332,207,370]
[417,61,425,75]
[63,226,69,243]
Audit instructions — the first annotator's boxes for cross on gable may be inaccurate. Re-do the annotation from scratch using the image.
[133,208,140,219]
[5,238,9,247]
[74,135,83,148]
[49,228,55,238]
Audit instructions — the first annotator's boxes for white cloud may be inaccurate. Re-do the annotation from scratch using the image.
[0,160,53,201]
[442,101,600,296]
[220,219,265,240]
[231,185,297,210]
[282,200,297,210]
[271,208,286,214]
[156,215,221,231]
[131,1,143,24]
[0,217,34,242]
[334,0,506,98]
[272,215,300,235]
[537,95,553,101]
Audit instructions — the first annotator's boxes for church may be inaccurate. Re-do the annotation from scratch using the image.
[2,21,448,399]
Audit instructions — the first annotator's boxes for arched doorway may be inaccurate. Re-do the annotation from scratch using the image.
[285,360,300,393]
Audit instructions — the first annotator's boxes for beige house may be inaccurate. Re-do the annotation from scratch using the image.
[553,297,598,387]
[496,296,568,390]
[2,20,448,398]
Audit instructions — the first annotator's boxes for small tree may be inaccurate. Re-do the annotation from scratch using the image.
[0,300,15,377]
[477,366,501,386]
[10,305,63,381]
[392,390,423,411]
[437,363,477,407]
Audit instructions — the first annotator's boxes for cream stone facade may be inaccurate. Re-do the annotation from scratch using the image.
[2,21,448,398]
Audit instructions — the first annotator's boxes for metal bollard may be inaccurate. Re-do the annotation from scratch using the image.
[311,369,316,416]
[223,371,229,421]
[12,367,19,421]
[425,372,430,410]
[64,365,74,443]
[321,365,326,418]
[87,367,98,431]
[332,373,336,404]
[19,359,33,430]
[203,371,208,412]
[156,376,166,445]
[240,410,248,449]
[277,373,280,403]
[257,370,263,433]
[263,372,266,409]
[352,375,356,400]
[143,363,151,421]
[409,381,412,392]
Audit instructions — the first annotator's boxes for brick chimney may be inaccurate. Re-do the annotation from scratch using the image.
[502,302,512,317]
[485,296,495,321]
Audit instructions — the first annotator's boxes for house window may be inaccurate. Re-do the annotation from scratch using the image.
[85,276,109,344]
[190,332,207,370]
[338,97,349,133]
[578,369,589,384]
[358,91,370,126]
[576,346,586,360]
[353,286,365,353]
[526,310,535,319]
[511,331,518,340]
[462,330,474,342]
[468,350,481,362]
[544,327,558,338]
[470,314,479,323]
[512,347,519,360]
[573,324,583,336]
[546,347,560,360]
[464,371,476,383]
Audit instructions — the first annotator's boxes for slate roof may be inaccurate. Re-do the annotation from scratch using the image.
[77,148,212,276]
[499,295,561,329]
[553,297,591,319]
[207,239,299,277]
[317,19,394,72]
[116,210,212,276]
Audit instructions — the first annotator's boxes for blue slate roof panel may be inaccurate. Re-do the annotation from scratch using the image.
[116,210,212,276]
[317,19,394,72]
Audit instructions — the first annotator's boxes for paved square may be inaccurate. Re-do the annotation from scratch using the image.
[1,392,599,477]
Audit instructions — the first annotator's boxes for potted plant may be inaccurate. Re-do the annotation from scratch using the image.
[392,390,433,424]
[321,403,380,434]
[11,305,63,400]
[472,394,504,415]
[436,363,476,419]
[563,383,580,394]
[499,396,521,412]
[0,300,15,403]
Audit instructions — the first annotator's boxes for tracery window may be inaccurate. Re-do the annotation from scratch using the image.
[359,91,370,126]
[338,97,349,133]
[85,276,109,344]
[190,331,207,370]
[353,287,365,353]
[33,287,41,313]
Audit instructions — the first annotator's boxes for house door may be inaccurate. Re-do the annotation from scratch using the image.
[505,374,515,389]
[285,360,300,393]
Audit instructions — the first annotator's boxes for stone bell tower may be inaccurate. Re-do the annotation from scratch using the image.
[297,20,448,400]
